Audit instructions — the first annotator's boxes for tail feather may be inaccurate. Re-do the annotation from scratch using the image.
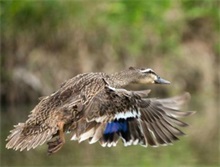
[6,123,25,150]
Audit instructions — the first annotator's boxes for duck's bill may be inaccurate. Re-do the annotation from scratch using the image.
[155,77,170,84]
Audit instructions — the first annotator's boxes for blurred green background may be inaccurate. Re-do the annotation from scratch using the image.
[1,0,219,167]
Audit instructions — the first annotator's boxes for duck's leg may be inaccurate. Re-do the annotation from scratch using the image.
[47,121,65,155]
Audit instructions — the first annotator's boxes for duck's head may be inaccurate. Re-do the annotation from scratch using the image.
[111,67,170,87]
[129,67,170,85]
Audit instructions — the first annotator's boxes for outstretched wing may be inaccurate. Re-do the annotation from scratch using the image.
[71,85,195,148]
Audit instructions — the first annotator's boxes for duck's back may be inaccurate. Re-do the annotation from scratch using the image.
[34,72,109,118]
[59,72,108,102]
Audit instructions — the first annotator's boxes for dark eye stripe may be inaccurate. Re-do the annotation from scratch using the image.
[144,70,156,75]
[148,70,156,75]
[140,69,157,75]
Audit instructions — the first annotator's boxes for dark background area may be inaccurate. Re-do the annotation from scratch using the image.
[1,0,219,166]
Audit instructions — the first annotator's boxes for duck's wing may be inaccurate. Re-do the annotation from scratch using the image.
[71,85,195,147]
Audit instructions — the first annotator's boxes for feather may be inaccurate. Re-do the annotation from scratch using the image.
[70,133,77,141]
[79,128,95,143]
[140,121,157,146]
[6,119,58,151]
[89,124,106,144]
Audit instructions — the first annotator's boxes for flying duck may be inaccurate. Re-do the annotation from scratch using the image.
[6,67,195,154]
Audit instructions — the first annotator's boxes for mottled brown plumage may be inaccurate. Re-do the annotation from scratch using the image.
[6,67,195,154]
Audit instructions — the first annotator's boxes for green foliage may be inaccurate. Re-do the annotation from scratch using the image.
[182,0,219,21]
[1,1,63,30]
[1,0,218,56]
[102,0,171,25]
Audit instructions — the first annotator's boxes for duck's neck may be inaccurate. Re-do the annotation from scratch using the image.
[109,70,138,88]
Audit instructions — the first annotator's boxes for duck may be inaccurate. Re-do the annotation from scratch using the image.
[6,67,195,154]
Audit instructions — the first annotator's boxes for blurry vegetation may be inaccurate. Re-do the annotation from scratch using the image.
[1,0,219,167]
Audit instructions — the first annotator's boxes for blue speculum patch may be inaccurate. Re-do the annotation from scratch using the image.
[104,119,128,134]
